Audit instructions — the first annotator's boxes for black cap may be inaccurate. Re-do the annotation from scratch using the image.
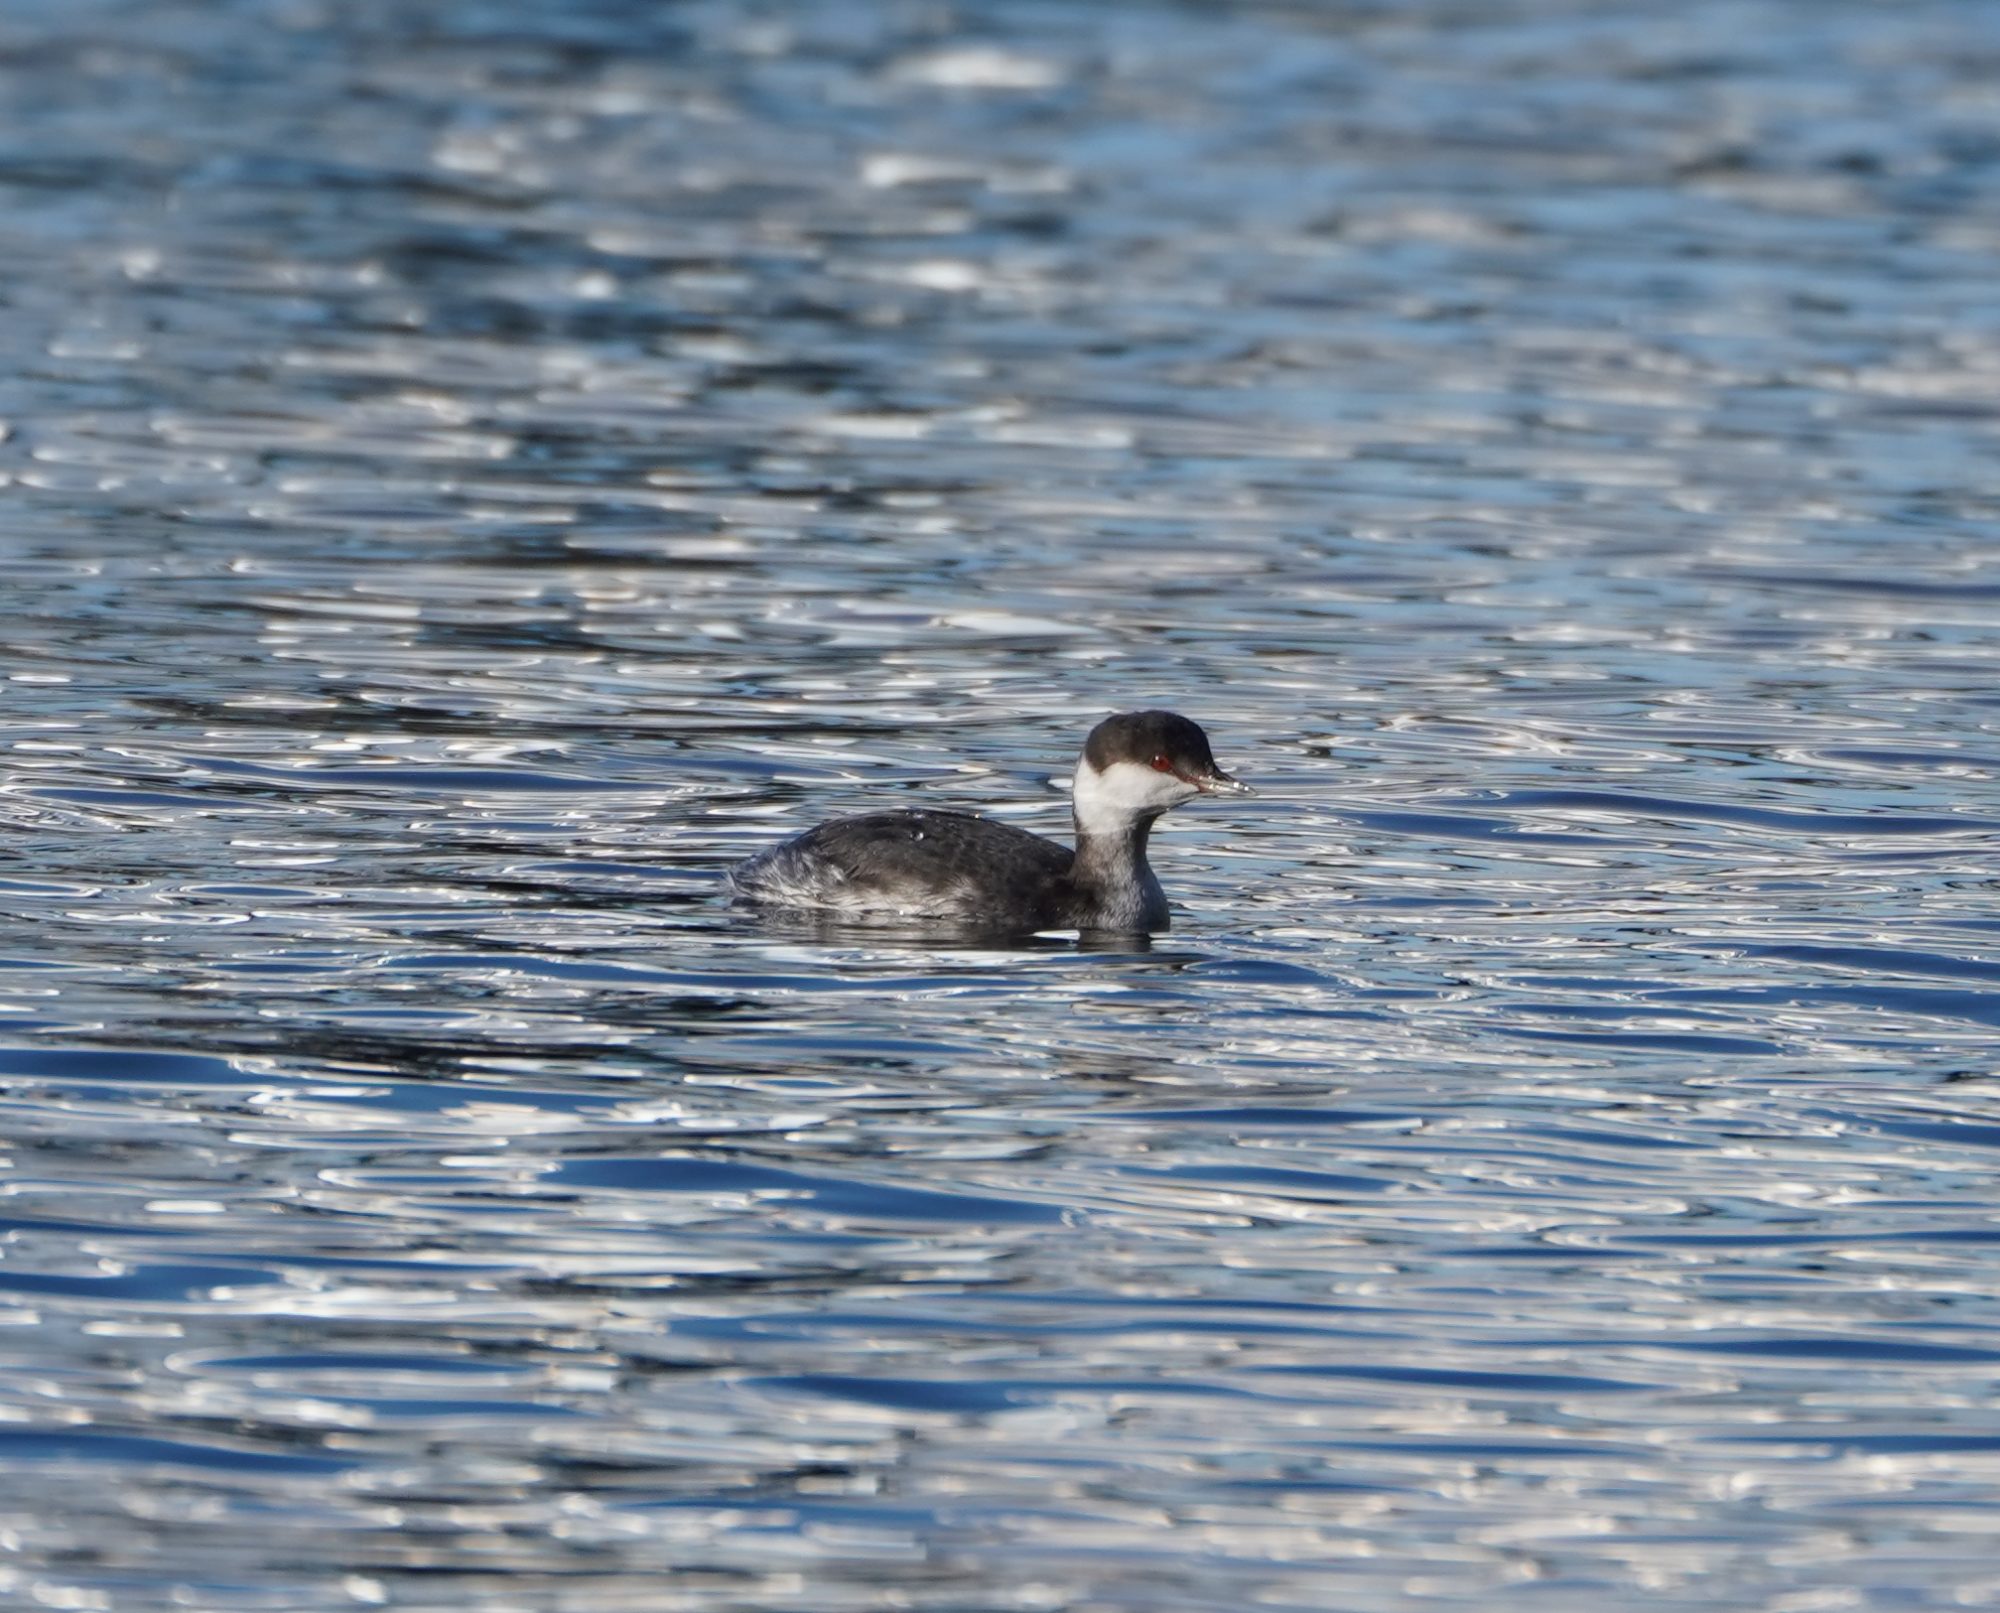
[1083,710,1251,794]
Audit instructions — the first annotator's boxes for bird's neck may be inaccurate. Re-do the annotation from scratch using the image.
[1070,809,1157,890]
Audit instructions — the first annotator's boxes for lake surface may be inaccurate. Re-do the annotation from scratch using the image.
[5,0,2000,1607]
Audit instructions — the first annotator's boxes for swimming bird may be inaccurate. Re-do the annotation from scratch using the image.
[728,710,1252,933]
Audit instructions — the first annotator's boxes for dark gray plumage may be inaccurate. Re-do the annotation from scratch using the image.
[730,808,1082,931]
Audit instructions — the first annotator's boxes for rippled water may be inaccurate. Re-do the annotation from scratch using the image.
[6,0,2000,1607]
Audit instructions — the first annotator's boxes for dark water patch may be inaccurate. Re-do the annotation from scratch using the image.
[1708,570,2000,600]
[0,1427,354,1475]
[1741,942,2000,986]
[1797,985,2000,1029]
[0,1046,259,1086]
[27,786,247,810]
[1499,1027,1785,1055]
[1874,1118,2000,1151]
[0,1263,285,1301]
[0,1212,180,1238]
[1647,1336,2000,1364]
[1652,980,2000,1029]
[753,1375,1027,1416]
[1443,1243,1631,1261]
[1616,1227,2000,1248]
[1259,1363,1655,1394]
[1191,956,1349,987]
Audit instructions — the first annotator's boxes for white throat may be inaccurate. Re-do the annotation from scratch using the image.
[1071,758,1195,839]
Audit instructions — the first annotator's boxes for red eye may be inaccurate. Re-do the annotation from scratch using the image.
[1150,754,1173,772]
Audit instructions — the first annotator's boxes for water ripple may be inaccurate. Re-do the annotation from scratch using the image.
[5,0,2000,1608]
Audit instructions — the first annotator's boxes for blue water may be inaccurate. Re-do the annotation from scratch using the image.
[4,0,2000,1608]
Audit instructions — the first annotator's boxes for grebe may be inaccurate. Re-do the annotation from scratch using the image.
[728,710,1251,933]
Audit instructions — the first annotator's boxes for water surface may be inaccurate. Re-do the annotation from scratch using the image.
[5,1,2000,1608]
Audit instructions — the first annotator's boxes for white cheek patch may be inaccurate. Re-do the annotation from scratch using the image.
[1071,758,1195,835]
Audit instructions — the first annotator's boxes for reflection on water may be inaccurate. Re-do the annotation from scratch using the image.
[5,0,2000,1607]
